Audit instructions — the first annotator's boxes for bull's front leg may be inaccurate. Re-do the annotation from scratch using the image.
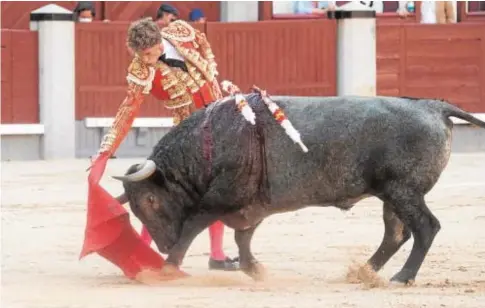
[234,222,266,281]
[164,214,216,271]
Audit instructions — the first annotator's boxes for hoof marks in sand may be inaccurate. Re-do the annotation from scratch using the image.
[243,262,268,282]
[135,265,189,285]
[346,263,387,289]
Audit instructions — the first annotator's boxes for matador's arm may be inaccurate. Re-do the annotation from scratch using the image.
[194,29,241,96]
[98,82,146,156]
[96,57,155,156]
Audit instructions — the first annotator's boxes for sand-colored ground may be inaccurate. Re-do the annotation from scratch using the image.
[1,153,485,308]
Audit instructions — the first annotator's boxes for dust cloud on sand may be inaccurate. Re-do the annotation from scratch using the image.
[2,154,485,308]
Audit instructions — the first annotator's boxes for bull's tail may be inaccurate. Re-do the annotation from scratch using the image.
[440,101,485,129]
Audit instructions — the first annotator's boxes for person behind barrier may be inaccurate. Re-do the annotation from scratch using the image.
[73,1,95,23]
[293,1,336,15]
[155,3,179,27]
[189,8,206,23]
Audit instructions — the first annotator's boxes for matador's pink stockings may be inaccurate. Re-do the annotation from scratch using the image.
[140,220,227,260]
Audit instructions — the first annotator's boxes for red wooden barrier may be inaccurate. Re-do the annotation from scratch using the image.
[376,24,404,96]
[1,29,39,123]
[206,19,337,96]
[377,23,485,112]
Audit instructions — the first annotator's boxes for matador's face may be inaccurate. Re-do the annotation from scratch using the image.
[138,44,163,66]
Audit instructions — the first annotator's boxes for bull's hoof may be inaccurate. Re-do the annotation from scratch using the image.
[209,257,240,271]
[242,261,267,281]
[390,270,416,286]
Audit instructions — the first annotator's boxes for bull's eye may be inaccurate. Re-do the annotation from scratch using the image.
[138,193,160,213]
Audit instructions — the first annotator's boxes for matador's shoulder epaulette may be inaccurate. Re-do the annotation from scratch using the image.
[161,20,196,43]
[126,56,155,94]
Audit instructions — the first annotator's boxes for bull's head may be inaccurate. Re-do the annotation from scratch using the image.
[113,160,183,254]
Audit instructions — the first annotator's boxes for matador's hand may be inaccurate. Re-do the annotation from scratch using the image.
[220,80,241,96]
[86,150,103,171]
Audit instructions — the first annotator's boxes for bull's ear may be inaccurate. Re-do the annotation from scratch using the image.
[150,165,166,187]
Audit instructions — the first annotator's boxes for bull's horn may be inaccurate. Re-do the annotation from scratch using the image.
[112,160,157,182]
[115,193,129,204]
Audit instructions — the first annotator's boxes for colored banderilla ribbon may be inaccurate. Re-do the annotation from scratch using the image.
[220,80,256,125]
[252,85,309,153]
[220,80,308,153]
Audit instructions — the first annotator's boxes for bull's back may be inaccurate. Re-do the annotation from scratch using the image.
[263,96,452,205]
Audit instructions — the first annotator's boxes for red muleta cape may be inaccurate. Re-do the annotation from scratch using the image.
[79,152,187,281]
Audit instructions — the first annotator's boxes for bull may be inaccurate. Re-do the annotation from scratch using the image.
[113,93,485,285]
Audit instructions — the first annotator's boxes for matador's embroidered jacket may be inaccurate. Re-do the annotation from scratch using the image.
[98,20,223,156]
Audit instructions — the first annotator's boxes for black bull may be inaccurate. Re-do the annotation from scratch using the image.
[113,94,485,284]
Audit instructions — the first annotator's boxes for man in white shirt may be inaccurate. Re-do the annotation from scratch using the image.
[420,1,456,24]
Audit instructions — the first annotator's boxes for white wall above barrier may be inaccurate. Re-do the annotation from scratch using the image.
[84,117,175,129]
[0,124,45,136]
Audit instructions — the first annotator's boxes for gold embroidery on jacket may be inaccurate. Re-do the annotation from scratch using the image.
[163,94,193,110]
[158,20,222,108]
[172,105,195,126]
[211,79,223,99]
[99,82,145,154]
[155,63,194,109]
[126,57,155,94]
[161,20,196,43]
[161,26,218,83]
[174,70,199,94]
[186,63,206,89]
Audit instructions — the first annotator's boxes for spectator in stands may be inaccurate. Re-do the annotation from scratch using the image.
[420,1,456,24]
[293,1,336,15]
[189,8,206,23]
[73,1,95,23]
[342,1,412,16]
[359,1,411,14]
[397,1,414,17]
[155,3,179,27]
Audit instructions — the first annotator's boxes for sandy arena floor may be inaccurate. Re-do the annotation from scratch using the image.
[1,153,485,308]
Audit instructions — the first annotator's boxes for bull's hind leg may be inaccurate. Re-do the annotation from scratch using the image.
[366,202,411,272]
[384,192,441,285]
[234,222,266,281]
